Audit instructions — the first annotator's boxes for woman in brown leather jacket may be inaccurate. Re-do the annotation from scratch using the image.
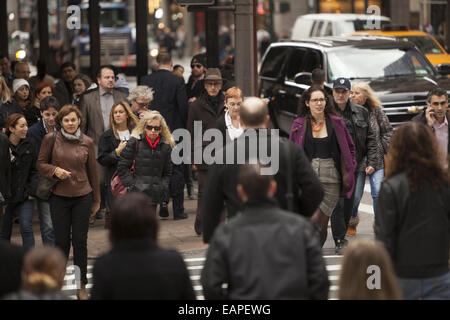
[37,104,99,300]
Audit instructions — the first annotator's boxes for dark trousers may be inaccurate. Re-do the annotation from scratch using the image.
[50,193,92,285]
[167,163,185,216]
[331,184,356,246]
[184,164,193,195]
[196,169,209,220]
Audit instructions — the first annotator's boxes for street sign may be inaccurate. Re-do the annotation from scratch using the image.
[175,0,215,5]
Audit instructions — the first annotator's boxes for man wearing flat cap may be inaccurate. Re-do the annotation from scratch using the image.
[187,68,226,236]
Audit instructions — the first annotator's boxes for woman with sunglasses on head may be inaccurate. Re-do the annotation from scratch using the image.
[97,101,138,228]
[117,111,175,213]
[289,85,356,248]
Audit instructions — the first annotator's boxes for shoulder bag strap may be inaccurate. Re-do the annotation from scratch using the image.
[130,139,139,173]
[49,131,57,163]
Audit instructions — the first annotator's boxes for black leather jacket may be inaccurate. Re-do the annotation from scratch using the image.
[201,197,330,300]
[375,172,450,279]
[335,100,378,172]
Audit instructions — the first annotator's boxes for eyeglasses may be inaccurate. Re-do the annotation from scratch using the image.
[146,125,161,131]
[191,64,203,69]
[431,101,448,107]
[134,100,149,109]
[310,98,326,104]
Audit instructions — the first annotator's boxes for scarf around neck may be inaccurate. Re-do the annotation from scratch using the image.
[61,128,81,140]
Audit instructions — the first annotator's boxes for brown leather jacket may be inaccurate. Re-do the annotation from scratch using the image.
[37,131,100,204]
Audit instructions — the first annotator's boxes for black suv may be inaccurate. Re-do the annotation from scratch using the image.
[258,36,450,135]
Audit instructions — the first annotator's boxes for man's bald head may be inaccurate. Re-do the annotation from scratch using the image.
[239,97,269,128]
[14,62,31,80]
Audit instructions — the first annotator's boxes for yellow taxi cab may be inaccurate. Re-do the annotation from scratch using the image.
[351,29,450,67]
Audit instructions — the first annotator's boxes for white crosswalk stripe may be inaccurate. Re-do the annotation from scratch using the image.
[62,185,375,300]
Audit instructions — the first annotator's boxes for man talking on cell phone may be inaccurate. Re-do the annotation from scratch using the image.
[412,88,449,163]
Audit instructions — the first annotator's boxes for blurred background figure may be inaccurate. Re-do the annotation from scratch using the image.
[28,82,53,127]
[12,79,33,126]
[4,246,68,300]
[338,238,401,300]
[72,73,94,106]
[172,65,184,79]
[0,75,20,130]
[29,59,55,89]
[0,54,14,88]
[91,192,195,300]
[175,26,186,59]
[375,121,450,300]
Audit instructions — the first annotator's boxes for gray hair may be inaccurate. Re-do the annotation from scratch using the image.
[128,85,154,102]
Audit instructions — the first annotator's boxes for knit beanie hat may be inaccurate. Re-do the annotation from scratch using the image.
[191,53,206,67]
[13,79,30,94]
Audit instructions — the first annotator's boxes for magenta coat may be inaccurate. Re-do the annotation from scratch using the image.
[289,114,357,199]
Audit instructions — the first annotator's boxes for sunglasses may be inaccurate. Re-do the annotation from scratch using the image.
[146,125,161,131]
[191,64,203,69]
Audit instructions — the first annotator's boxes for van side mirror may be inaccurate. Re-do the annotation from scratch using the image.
[436,64,450,76]
[294,72,312,85]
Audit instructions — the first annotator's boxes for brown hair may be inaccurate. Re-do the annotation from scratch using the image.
[297,85,338,121]
[110,192,158,245]
[55,104,85,130]
[32,82,53,107]
[5,113,27,136]
[21,247,67,294]
[338,238,402,300]
[385,121,449,192]
[238,163,273,198]
[109,101,138,137]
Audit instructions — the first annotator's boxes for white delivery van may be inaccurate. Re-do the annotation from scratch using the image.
[291,14,391,39]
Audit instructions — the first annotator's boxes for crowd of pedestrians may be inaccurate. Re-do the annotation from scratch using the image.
[0,50,449,301]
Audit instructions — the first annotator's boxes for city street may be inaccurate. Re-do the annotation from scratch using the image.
[10,178,377,300]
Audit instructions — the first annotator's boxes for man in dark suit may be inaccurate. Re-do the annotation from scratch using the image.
[0,240,26,298]
[141,51,188,220]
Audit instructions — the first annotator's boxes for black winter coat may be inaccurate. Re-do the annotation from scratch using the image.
[201,197,329,300]
[202,129,324,243]
[375,172,450,279]
[91,238,195,300]
[0,133,11,203]
[26,118,49,155]
[0,100,22,129]
[8,138,39,204]
[97,129,121,190]
[117,135,172,204]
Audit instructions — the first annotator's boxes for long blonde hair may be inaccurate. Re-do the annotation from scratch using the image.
[352,82,383,110]
[0,75,13,103]
[338,238,402,300]
[132,110,175,148]
[109,101,138,138]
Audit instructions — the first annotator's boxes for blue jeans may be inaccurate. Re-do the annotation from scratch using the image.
[398,272,450,300]
[352,169,384,217]
[1,199,35,248]
[37,199,55,245]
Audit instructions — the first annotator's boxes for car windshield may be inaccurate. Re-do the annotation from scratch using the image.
[327,47,435,82]
[397,36,443,54]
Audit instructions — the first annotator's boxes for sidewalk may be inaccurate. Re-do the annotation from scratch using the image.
[10,183,208,259]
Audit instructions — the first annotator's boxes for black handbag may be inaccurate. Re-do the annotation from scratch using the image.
[36,132,57,200]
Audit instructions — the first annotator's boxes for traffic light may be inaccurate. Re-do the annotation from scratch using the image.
[174,0,215,5]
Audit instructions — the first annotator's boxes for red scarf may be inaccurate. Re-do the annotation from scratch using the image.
[145,135,160,149]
